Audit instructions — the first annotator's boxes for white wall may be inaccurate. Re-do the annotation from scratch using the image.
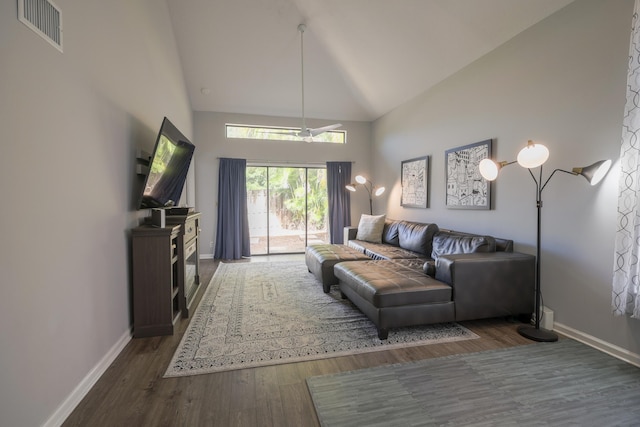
[373,0,640,355]
[193,112,372,256]
[0,1,192,426]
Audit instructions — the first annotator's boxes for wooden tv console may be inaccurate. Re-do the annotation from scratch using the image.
[131,212,201,338]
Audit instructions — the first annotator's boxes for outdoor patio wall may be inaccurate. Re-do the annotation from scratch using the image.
[371,0,640,355]
[194,111,372,258]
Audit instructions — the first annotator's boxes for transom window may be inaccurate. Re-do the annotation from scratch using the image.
[225,124,346,144]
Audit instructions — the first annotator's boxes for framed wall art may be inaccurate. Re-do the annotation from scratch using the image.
[445,139,492,210]
[401,156,429,208]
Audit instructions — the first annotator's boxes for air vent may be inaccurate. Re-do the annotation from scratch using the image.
[18,0,63,52]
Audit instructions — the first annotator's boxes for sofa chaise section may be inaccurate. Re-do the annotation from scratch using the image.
[334,260,454,339]
[333,217,536,339]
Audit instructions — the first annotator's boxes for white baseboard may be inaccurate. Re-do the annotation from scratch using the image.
[43,328,132,427]
[200,253,214,259]
[554,322,640,368]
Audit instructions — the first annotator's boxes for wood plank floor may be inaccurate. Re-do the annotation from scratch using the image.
[62,257,534,427]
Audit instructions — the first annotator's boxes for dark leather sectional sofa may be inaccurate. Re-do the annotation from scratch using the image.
[306,217,535,339]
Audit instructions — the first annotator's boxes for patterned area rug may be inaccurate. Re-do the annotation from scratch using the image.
[164,261,478,377]
[307,339,640,427]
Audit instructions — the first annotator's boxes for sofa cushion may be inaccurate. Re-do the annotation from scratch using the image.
[355,214,386,243]
[431,232,496,259]
[382,219,400,246]
[347,239,367,254]
[397,221,439,256]
[334,260,452,308]
[348,240,429,261]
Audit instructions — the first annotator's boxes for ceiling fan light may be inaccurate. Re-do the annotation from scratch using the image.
[517,140,549,169]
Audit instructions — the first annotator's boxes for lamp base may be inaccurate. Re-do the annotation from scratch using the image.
[517,325,558,342]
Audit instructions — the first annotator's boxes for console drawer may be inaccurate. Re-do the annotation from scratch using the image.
[184,217,198,242]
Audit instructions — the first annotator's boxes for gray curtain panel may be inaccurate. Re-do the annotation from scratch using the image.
[326,162,352,244]
[214,158,251,259]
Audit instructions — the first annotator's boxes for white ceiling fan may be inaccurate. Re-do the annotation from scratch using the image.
[263,23,342,142]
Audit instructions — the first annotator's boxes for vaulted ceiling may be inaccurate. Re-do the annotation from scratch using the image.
[166,0,574,122]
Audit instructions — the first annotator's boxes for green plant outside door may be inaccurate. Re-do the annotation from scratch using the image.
[246,166,329,254]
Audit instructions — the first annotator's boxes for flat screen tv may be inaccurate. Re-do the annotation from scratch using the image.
[138,117,195,209]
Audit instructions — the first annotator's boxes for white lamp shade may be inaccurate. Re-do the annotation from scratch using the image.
[517,141,549,169]
[517,140,549,168]
[345,184,356,192]
[355,175,367,184]
[587,159,611,185]
[575,159,612,186]
[374,187,385,196]
[479,159,499,181]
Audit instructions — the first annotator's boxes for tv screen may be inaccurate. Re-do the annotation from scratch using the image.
[138,117,195,209]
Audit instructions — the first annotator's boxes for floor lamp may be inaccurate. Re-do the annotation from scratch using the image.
[479,140,611,342]
[346,175,385,215]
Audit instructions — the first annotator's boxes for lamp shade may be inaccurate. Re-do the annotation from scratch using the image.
[374,186,385,196]
[573,159,612,185]
[479,159,500,181]
[355,175,367,184]
[345,184,357,192]
[517,140,549,169]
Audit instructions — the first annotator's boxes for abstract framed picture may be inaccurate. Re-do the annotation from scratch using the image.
[445,139,492,209]
[401,156,429,208]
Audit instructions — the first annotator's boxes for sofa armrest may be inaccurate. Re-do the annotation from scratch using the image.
[344,226,358,243]
[435,252,535,321]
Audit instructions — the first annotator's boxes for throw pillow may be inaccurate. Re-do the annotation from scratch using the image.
[355,214,386,243]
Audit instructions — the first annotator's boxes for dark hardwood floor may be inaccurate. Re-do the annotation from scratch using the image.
[63,257,534,427]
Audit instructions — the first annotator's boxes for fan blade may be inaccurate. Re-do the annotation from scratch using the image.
[309,123,342,137]
[258,129,300,137]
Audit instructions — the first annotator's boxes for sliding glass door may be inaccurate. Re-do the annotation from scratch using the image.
[247,166,328,254]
